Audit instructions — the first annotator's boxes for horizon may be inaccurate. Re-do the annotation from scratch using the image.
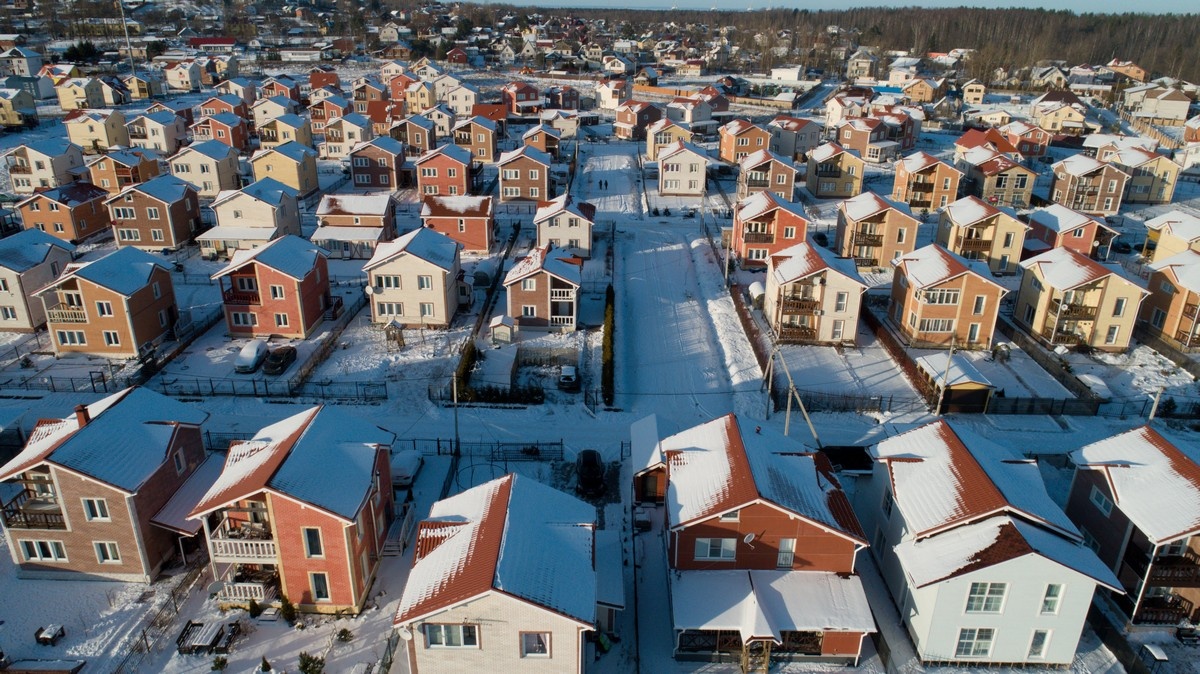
[474,0,1198,14]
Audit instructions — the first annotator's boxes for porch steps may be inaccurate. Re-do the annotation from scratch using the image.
[382,518,404,557]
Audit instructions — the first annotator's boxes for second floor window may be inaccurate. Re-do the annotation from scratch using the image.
[303,527,323,557]
[1041,584,1063,614]
[965,582,1007,613]
[694,537,736,561]
[426,624,477,648]
[83,498,110,521]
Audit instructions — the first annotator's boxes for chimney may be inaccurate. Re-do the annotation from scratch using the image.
[74,404,90,427]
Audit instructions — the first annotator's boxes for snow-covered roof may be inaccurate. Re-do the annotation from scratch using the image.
[497,144,552,167]
[35,246,168,298]
[914,352,993,388]
[898,151,958,176]
[737,191,806,224]
[253,140,317,163]
[503,245,582,287]
[395,474,597,627]
[17,138,78,158]
[594,529,625,609]
[0,228,74,273]
[1145,210,1200,240]
[943,195,1022,229]
[1019,246,1141,292]
[630,415,663,477]
[808,142,846,163]
[414,142,472,166]
[770,240,865,287]
[365,227,459,272]
[1150,249,1200,294]
[211,235,327,282]
[1070,426,1200,544]
[316,193,393,217]
[311,225,386,242]
[671,570,875,643]
[211,178,297,209]
[189,405,395,522]
[533,194,596,225]
[105,174,193,205]
[150,454,224,535]
[871,420,1080,540]
[658,140,711,164]
[352,135,406,157]
[892,244,999,290]
[739,148,794,173]
[421,195,492,219]
[195,226,279,243]
[1054,153,1110,177]
[662,414,865,541]
[839,191,912,223]
[0,387,208,492]
[179,139,238,161]
[1026,203,1108,236]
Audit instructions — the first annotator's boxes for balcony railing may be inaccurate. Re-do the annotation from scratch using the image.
[744,179,770,188]
[8,163,30,174]
[550,289,576,301]
[1136,594,1194,625]
[855,232,883,246]
[778,325,817,342]
[910,182,934,192]
[1040,326,1083,345]
[780,297,820,314]
[1183,303,1197,319]
[743,232,774,244]
[1051,299,1097,320]
[959,238,993,252]
[2,489,66,530]
[1149,551,1200,588]
[46,305,87,323]
[218,581,277,603]
[549,315,575,326]
[853,256,877,267]
[209,535,278,563]
[815,167,841,178]
[1176,329,1197,347]
[222,288,261,305]
[128,129,148,139]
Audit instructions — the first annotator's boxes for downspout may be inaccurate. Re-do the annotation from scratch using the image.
[127,494,153,582]
[1132,540,1160,625]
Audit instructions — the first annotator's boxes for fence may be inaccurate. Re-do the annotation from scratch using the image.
[772,386,930,415]
[394,437,565,462]
[0,370,140,394]
[110,558,210,674]
[516,346,579,367]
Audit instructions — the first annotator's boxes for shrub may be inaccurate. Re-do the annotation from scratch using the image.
[1161,396,1179,417]
[279,596,297,625]
[298,652,325,674]
[336,628,354,643]
[455,339,478,392]
[602,284,615,406]
[211,656,228,671]
[259,656,272,672]
[248,599,263,618]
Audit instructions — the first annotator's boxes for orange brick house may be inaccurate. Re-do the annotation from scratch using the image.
[503,245,582,332]
[889,244,1007,348]
[191,113,250,152]
[891,151,961,213]
[731,191,810,267]
[17,182,111,244]
[35,246,177,358]
[1142,249,1200,350]
[836,192,920,269]
[106,175,201,251]
[736,149,796,201]
[85,148,161,194]
[415,143,473,197]
[186,406,395,613]
[718,119,770,164]
[421,195,494,253]
[1024,204,1118,260]
[0,387,209,581]
[211,235,331,339]
[349,136,408,190]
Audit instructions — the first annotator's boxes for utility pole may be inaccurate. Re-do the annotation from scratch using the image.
[934,338,956,416]
[117,0,137,79]
[1148,387,1163,421]
[452,374,461,456]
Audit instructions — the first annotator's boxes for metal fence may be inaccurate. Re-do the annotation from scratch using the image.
[154,374,386,401]
[110,558,210,674]
[516,346,579,367]
[394,437,565,462]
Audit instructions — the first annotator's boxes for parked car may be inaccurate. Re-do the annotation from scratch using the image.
[262,345,297,375]
[558,365,580,392]
[575,449,605,497]
[234,339,269,373]
[392,449,424,488]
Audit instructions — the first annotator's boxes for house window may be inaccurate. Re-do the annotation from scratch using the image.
[1041,584,1063,614]
[831,319,845,340]
[173,450,186,475]
[694,538,736,561]
[1113,297,1126,317]
[835,292,848,313]
[522,305,536,317]
[83,498,110,521]
[418,275,433,290]
[152,282,161,299]
[520,632,550,658]
[718,509,739,522]
[231,312,257,326]
[918,318,954,332]
[425,624,478,648]
[923,289,960,305]
[777,538,795,568]
[103,331,120,346]
[117,228,140,241]
[377,302,403,316]
[303,527,323,557]
[310,572,331,601]
[955,628,995,658]
[0,306,15,320]
[159,309,169,328]
[96,301,113,317]
[1151,307,1166,329]
[151,229,164,242]
[377,275,401,289]
[420,303,434,317]
[965,582,1007,613]
[146,207,160,220]
[274,313,289,327]
[94,541,121,563]
[1028,630,1051,659]
[972,296,985,315]
[20,540,67,562]
[458,219,466,233]
[113,207,135,219]
[57,330,86,345]
[270,285,285,299]
[896,228,906,244]
[521,278,536,291]
[784,226,796,239]
[420,167,437,177]
[1104,325,1119,345]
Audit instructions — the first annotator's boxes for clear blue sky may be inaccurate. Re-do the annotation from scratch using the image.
[485,0,1196,13]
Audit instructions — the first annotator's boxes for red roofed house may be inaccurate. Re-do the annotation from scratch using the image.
[889,244,1007,349]
[765,242,867,345]
[187,406,395,612]
[835,117,899,164]
[211,235,332,339]
[0,387,209,581]
[633,413,874,667]
[953,127,1022,163]
[1024,204,1118,260]
[732,191,810,267]
[614,100,660,141]
[736,149,796,201]
[503,245,582,332]
[999,121,1052,159]
[421,195,494,253]
[869,420,1121,665]
[501,81,541,116]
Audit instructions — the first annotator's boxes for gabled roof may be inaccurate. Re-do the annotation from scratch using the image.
[1055,153,1125,178]
[503,245,581,287]
[770,240,865,287]
[0,387,208,492]
[871,419,1080,540]
[365,227,458,273]
[808,142,850,163]
[453,115,496,133]
[1147,210,1200,241]
[738,191,807,223]
[943,196,1023,229]
[892,244,1002,291]
[662,414,865,541]
[1026,203,1111,236]
[522,123,561,141]
[767,115,818,133]
[1019,246,1141,292]
[955,127,1020,156]
[15,138,79,158]
[316,193,393,217]
[421,194,492,219]
[720,118,763,136]
[188,405,395,522]
[534,194,595,225]
[395,473,596,627]
[414,142,472,166]
[212,235,327,281]
[177,139,239,161]
[739,148,795,174]
[497,144,552,167]
[35,246,168,298]
[1150,249,1200,294]
[261,112,307,130]
[898,151,959,176]
[959,146,1028,177]
[0,228,74,273]
[211,177,297,209]
[658,140,710,163]
[252,140,317,163]
[87,148,157,169]
[352,135,406,156]
[839,191,914,223]
[16,181,107,209]
[105,174,194,206]
[1070,426,1200,544]
[398,113,434,131]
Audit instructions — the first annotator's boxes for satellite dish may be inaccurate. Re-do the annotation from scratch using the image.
[743,532,756,545]
[398,627,413,641]
[364,285,376,295]
[207,581,226,594]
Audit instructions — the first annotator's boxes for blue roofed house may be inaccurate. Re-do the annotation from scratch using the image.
[3,138,84,194]
[0,229,75,331]
[105,174,201,251]
[199,178,301,260]
[364,227,463,328]
[211,235,331,339]
[126,109,188,154]
[169,140,242,198]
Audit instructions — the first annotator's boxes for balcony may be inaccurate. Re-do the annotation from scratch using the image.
[778,325,817,342]
[1040,325,1083,345]
[1176,330,1198,347]
[743,232,774,244]
[550,288,576,301]
[815,167,841,178]
[959,238,993,252]
[8,163,30,174]
[910,200,933,210]
[222,288,261,305]
[217,566,279,604]
[1136,594,1194,625]
[1149,551,1200,588]
[910,182,934,193]
[1184,303,1198,319]
[744,179,770,188]
[549,315,575,328]
[2,489,66,530]
[46,304,87,323]
[853,256,877,268]
[780,297,819,314]
[128,128,148,140]
[855,232,884,246]
[209,519,278,563]
[1050,299,1097,320]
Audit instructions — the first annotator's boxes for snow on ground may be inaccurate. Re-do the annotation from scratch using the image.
[908,337,1073,399]
[780,325,921,400]
[1066,343,1196,402]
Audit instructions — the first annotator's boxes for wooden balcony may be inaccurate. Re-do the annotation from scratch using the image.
[744,179,770,188]
[1176,329,1198,347]
[1136,594,1194,625]
[46,305,87,323]
[8,163,30,174]
[209,518,277,563]
[743,232,774,244]
[218,581,277,604]
[549,315,575,328]
[1149,551,1200,588]
[909,181,934,193]
[777,325,817,342]
[1183,303,1197,319]
[959,238,993,252]
[855,232,883,246]
[853,256,877,267]
[1051,299,1097,320]
[2,489,66,530]
[815,167,841,178]
[780,297,819,314]
[222,288,261,305]
[1040,325,1082,345]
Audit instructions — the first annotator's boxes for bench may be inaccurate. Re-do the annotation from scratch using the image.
[1176,626,1200,646]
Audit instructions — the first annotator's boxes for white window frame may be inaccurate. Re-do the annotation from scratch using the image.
[519,631,551,658]
[965,582,1007,613]
[425,623,478,648]
[1041,584,1063,615]
[20,539,67,562]
[82,497,110,521]
[302,527,324,558]
[955,628,995,658]
[1090,484,1114,516]
[94,541,121,564]
[694,537,736,561]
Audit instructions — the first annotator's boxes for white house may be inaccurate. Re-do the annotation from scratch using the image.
[364,227,462,328]
[534,194,596,259]
[657,141,710,197]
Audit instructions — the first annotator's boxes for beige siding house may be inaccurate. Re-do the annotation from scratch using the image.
[169,141,241,198]
[765,241,866,345]
[936,196,1028,274]
[0,229,75,331]
[364,228,462,328]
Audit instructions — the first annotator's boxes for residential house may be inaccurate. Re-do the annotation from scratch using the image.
[889,244,1007,348]
[260,75,301,102]
[64,109,129,153]
[163,60,202,92]
[258,113,314,151]
[1122,85,1192,125]
[523,124,561,160]
[320,113,374,160]
[391,115,436,157]
[35,246,177,358]
[364,227,462,328]
[836,192,920,269]
[251,96,300,130]
[998,121,1052,159]
[845,49,879,80]
[212,235,331,338]
[415,143,473,197]
[125,110,187,154]
[394,473,615,673]
[0,387,208,581]
[351,77,387,115]
[665,96,716,136]
[308,95,349,132]
[191,112,249,152]
[902,78,944,104]
[764,241,866,344]
[544,85,579,111]
[1030,97,1096,136]
[805,143,864,199]
[214,77,256,108]
[1142,249,1200,349]
[313,194,396,259]
[957,147,1037,208]
[146,100,194,127]
[452,116,499,164]
[498,146,553,202]
[768,116,822,161]
[1025,204,1118,260]
[535,194,596,259]
[106,175,201,251]
[0,47,42,78]
[1051,155,1129,216]
[737,149,796,202]
[892,152,961,213]
[732,191,810,267]
[936,197,1028,274]
[308,65,341,95]
[718,119,770,164]
[201,94,248,120]
[421,104,456,139]
[657,141,710,198]
[596,78,631,110]
[643,414,874,667]
[421,195,494,253]
[443,83,480,118]
[3,139,83,194]
[17,182,110,244]
[615,100,661,142]
[1016,246,1148,351]
[961,79,987,105]
[953,128,1022,163]
[1145,210,1200,262]
[250,142,319,198]
[0,229,75,331]
[55,77,103,111]
[0,87,36,128]
[85,149,161,194]
[501,81,541,116]
[503,245,581,332]
[834,118,899,164]
[1103,145,1179,205]
[187,406,395,613]
[404,81,435,116]
[200,178,301,260]
[1105,59,1147,82]
[349,136,408,191]
[170,140,241,198]
[123,72,167,100]
[869,421,1121,665]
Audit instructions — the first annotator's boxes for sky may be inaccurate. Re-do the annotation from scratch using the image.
[478,0,1197,13]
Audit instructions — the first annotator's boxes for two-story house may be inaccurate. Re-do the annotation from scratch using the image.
[214,77,256,108]
[718,119,770,164]
[200,178,301,260]
[1016,246,1148,352]
[308,94,349,132]
[868,420,1121,666]
[364,227,462,328]
[0,387,209,581]
[534,194,596,259]
[1024,204,1118,260]
[421,195,493,254]
[4,139,84,194]
[1142,249,1200,350]
[18,182,111,244]
[767,116,822,162]
[200,93,248,120]
[836,192,919,269]
[187,405,395,613]
[805,143,864,199]
[0,229,75,331]
[957,147,1037,208]
[890,244,1007,349]
[211,235,331,338]
[313,194,396,260]
[191,112,249,152]
[665,96,716,136]
[736,149,796,201]
[106,175,201,251]
[503,245,581,332]
[320,113,375,160]
[765,241,866,345]
[498,146,553,202]
[85,148,161,194]
[170,140,241,198]
[258,113,314,151]
[452,116,499,164]
[501,81,541,116]
[391,114,437,157]
[936,196,1028,274]
[1144,210,1200,263]
[125,110,187,155]
[892,152,961,213]
[251,96,300,130]
[999,121,1052,159]
[1051,155,1129,217]
[415,143,473,197]
[63,108,129,153]
[646,117,693,161]
[35,246,177,358]
[657,141,710,198]
[251,142,319,198]
[732,191,810,267]
[1104,146,1179,205]
[522,124,561,160]
[349,136,408,191]
[834,117,899,164]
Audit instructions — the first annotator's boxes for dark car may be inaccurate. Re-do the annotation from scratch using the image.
[1110,240,1133,255]
[575,449,605,498]
[812,231,829,248]
[262,346,297,375]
